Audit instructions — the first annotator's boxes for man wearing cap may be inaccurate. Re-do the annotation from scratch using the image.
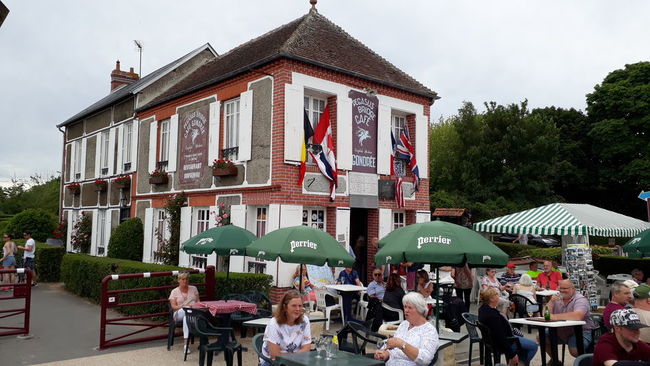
[633,284,650,343]
[499,263,521,293]
[604,282,634,329]
[544,280,598,358]
[593,308,650,366]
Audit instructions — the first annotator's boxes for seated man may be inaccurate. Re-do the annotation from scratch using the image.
[544,280,598,358]
[336,267,363,323]
[367,267,386,330]
[536,260,562,290]
[633,284,650,343]
[604,282,634,329]
[593,308,650,366]
[526,261,542,280]
[499,263,521,292]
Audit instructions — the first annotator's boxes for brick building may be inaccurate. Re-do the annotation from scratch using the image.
[58,8,437,289]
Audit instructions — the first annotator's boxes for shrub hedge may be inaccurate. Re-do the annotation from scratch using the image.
[5,209,57,242]
[60,254,272,317]
[594,255,650,278]
[107,217,144,261]
[12,239,66,282]
[494,242,614,264]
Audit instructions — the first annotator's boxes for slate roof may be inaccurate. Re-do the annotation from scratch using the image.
[141,10,437,111]
[58,43,216,127]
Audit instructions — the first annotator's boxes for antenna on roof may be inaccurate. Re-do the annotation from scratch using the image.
[133,40,143,76]
[310,0,317,11]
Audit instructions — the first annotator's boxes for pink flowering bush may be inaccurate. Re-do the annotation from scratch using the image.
[212,202,231,227]
[71,213,92,253]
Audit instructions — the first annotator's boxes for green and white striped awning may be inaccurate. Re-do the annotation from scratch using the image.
[473,203,650,237]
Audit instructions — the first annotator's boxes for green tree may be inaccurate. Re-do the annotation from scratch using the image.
[5,208,57,242]
[0,175,60,216]
[586,62,650,218]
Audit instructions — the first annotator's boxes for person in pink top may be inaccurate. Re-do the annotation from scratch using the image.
[168,272,200,354]
[604,281,634,329]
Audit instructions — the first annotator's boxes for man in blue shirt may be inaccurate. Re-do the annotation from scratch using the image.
[367,268,386,330]
[337,267,363,286]
[336,267,363,323]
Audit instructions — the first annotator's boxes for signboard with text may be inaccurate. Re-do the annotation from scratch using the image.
[179,105,209,184]
[349,90,378,174]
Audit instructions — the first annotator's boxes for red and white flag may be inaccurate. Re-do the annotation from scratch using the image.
[310,106,337,200]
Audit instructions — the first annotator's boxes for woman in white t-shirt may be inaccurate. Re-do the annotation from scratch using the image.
[261,291,311,365]
[168,272,199,354]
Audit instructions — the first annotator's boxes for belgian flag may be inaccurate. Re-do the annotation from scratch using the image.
[297,110,314,185]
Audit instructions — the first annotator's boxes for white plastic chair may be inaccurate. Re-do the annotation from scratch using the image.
[315,288,342,330]
[381,302,404,325]
[356,291,369,319]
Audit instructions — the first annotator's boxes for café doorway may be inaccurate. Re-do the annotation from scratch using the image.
[350,208,369,284]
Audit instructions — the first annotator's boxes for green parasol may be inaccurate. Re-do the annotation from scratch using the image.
[245,225,355,267]
[181,225,257,283]
[622,228,650,258]
[374,220,509,329]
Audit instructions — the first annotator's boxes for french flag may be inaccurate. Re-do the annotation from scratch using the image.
[310,106,337,200]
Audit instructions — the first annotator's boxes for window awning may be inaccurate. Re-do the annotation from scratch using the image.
[473,203,650,237]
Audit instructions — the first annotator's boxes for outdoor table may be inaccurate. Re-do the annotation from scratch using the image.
[509,318,586,366]
[193,300,257,317]
[324,284,366,323]
[275,350,384,366]
[438,331,468,343]
[242,315,327,328]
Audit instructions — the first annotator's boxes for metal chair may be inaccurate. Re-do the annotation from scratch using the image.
[252,333,275,366]
[461,312,484,366]
[184,307,245,366]
[314,287,342,330]
[381,302,404,324]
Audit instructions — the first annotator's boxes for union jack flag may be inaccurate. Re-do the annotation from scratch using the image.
[395,127,420,191]
[391,131,405,208]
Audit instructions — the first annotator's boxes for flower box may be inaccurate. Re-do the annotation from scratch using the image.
[212,166,238,177]
[114,175,131,188]
[94,179,108,192]
[149,170,169,185]
[67,183,81,195]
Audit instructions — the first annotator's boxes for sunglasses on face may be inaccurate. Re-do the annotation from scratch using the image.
[373,273,382,277]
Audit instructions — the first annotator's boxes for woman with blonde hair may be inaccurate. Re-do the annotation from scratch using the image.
[1,233,17,290]
[479,288,538,366]
[261,291,311,365]
[168,272,200,354]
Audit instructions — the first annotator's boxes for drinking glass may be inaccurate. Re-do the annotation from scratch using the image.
[324,338,333,360]
[376,339,387,352]
[314,337,324,359]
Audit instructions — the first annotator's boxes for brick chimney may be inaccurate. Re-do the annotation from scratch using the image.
[110,60,139,91]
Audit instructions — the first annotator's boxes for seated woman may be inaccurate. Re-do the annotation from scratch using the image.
[416,269,433,299]
[292,264,316,305]
[168,272,200,354]
[383,273,406,322]
[513,273,539,313]
[374,292,439,365]
[261,291,311,365]
[481,268,510,314]
[478,287,538,366]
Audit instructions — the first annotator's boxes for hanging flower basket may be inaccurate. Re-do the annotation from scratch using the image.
[149,170,169,185]
[67,183,81,195]
[94,179,108,192]
[114,175,131,188]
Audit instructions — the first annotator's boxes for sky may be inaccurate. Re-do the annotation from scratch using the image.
[0,0,648,187]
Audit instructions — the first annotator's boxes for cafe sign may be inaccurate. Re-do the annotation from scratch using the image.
[179,105,209,184]
[349,90,378,174]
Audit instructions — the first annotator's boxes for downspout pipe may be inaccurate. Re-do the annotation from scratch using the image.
[57,126,65,220]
